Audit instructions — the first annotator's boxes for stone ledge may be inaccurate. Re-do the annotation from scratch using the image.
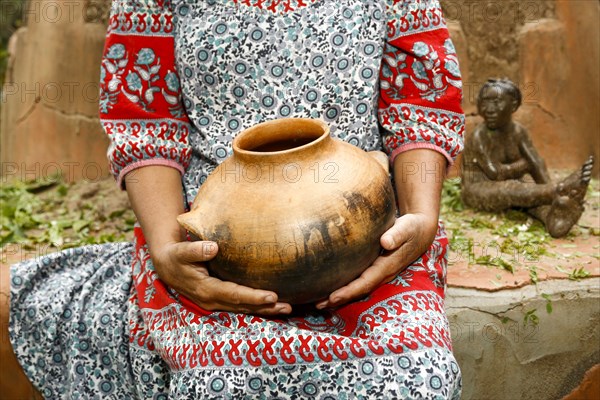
[447,278,600,400]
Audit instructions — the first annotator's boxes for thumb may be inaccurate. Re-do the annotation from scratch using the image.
[380,217,412,251]
[176,241,219,263]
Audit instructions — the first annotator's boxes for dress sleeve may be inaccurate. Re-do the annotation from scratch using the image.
[379,0,464,167]
[99,0,192,188]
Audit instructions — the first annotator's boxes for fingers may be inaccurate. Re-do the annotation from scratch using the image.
[230,303,292,316]
[316,257,399,310]
[181,267,292,315]
[318,215,437,310]
[155,242,292,316]
[199,278,292,315]
[202,277,276,306]
[156,242,292,315]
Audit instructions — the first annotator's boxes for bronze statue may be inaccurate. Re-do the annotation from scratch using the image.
[461,78,594,238]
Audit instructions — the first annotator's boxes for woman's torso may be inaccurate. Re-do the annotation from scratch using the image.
[170,0,390,203]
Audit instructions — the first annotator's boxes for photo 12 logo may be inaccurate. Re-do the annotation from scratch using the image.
[218,161,340,184]
[449,320,539,344]
[0,1,109,28]
[1,81,100,105]
[1,162,108,183]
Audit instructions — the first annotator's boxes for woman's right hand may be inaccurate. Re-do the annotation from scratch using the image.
[124,166,291,316]
[150,240,292,316]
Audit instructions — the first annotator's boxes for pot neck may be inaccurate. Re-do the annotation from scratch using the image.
[232,118,331,162]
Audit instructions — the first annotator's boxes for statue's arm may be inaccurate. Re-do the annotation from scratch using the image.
[497,159,530,180]
[469,129,502,180]
[517,127,551,183]
[477,154,501,180]
[469,129,529,181]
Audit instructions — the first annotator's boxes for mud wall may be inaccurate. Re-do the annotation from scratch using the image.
[442,0,599,175]
[1,0,598,181]
[0,0,110,182]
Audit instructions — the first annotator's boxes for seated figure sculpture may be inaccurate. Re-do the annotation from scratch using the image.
[461,78,594,238]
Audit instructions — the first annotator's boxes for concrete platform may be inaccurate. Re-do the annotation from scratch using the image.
[447,279,599,400]
[443,177,600,399]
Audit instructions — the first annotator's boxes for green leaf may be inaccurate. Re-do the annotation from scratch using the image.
[561,243,578,248]
[57,184,69,197]
[469,217,495,230]
[475,255,514,273]
[555,265,568,274]
[72,219,91,232]
[109,209,126,219]
[541,293,551,301]
[529,267,539,284]
[568,267,590,281]
[523,309,539,326]
[441,178,464,212]
[47,221,64,247]
[541,293,553,314]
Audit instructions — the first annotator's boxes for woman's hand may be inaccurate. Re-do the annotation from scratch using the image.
[125,166,292,316]
[150,240,292,315]
[315,213,437,309]
[316,148,446,310]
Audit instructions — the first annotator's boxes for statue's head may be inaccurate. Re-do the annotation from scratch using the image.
[477,78,522,130]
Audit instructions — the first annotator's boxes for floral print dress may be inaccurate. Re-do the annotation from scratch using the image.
[10,0,465,398]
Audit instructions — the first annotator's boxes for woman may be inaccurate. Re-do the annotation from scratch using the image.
[3,0,464,398]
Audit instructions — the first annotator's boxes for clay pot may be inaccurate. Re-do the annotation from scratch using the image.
[177,118,396,304]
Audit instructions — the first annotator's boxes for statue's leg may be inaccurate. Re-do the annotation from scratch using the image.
[527,205,551,224]
[543,157,594,238]
[462,180,555,212]
[555,156,594,201]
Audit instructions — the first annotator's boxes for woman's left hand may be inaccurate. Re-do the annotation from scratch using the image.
[315,212,438,309]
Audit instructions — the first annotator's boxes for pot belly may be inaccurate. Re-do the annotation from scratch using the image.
[206,186,395,304]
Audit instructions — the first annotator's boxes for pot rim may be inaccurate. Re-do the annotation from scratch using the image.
[232,118,330,156]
